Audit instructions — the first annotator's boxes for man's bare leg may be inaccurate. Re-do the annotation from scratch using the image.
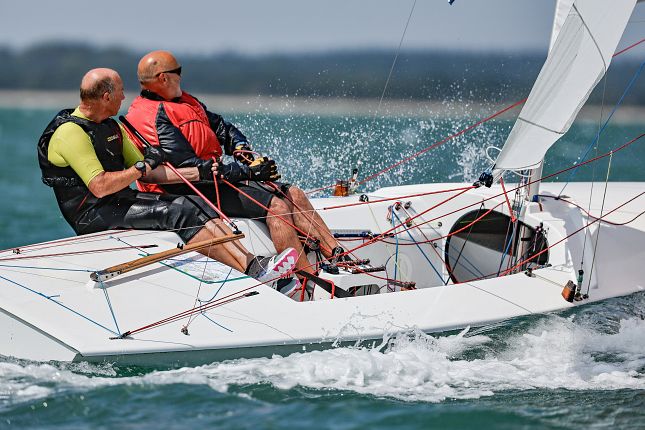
[286,187,341,258]
[266,197,313,274]
[188,219,254,272]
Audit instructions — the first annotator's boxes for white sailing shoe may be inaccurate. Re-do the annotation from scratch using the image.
[252,248,298,284]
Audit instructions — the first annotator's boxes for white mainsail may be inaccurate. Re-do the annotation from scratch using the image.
[493,0,637,174]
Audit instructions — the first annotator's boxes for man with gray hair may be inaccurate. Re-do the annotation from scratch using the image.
[37,68,297,282]
[126,51,350,292]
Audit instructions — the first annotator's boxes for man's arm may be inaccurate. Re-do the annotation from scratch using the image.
[142,165,199,184]
[89,165,201,195]
[87,168,142,198]
[50,122,143,198]
[121,126,202,185]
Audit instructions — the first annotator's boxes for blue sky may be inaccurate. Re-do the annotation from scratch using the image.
[1,1,642,55]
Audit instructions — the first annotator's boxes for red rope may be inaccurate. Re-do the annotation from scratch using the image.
[360,99,527,186]
[306,37,644,196]
[343,186,475,256]
[212,157,222,210]
[126,289,258,336]
[499,177,516,223]
[613,38,645,58]
[321,185,473,211]
[305,99,526,196]
[220,179,333,255]
[0,244,157,262]
[266,182,339,251]
[121,133,643,335]
[384,133,645,242]
[0,230,133,254]
[499,190,645,278]
[352,133,644,247]
[540,195,645,226]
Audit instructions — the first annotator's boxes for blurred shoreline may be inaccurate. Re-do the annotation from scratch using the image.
[0,90,643,123]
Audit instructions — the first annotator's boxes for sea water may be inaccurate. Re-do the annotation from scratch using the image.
[0,106,643,429]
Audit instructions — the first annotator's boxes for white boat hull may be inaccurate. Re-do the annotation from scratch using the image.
[1,182,643,366]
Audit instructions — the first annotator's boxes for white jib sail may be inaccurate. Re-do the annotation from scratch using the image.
[493,0,636,173]
[549,0,575,52]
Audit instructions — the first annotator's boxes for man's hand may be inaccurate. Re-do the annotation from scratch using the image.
[234,142,255,165]
[143,145,166,170]
[249,157,281,181]
[197,159,215,181]
[218,158,251,183]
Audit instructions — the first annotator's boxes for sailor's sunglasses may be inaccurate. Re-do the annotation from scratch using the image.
[155,66,182,77]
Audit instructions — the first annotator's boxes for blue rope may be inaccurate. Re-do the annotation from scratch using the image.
[0,275,118,335]
[98,281,121,335]
[449,249,487,280]
[198,267,234,303]
[560,60,645,194]
[200,313,233,333]
[392,212,447,284]
[496,222,517,277]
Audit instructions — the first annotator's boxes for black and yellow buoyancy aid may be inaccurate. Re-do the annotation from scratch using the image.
[37,109,127,225]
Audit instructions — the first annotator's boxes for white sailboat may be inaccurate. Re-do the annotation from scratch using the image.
[1,0,643,366]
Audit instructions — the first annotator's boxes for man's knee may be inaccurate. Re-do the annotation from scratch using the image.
[269,197,291,215]
[288,186,309,205]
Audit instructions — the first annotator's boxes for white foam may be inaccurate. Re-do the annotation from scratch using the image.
[1,314,644,405]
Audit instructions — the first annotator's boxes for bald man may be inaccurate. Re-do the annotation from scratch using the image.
[125,50,348,284]
[38,68,297,283]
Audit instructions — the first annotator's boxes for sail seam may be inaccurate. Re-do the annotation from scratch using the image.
[516,117,564,135]
[572,4,608,74]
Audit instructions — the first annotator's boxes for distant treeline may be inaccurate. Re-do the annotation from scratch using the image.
[0,42,643,104]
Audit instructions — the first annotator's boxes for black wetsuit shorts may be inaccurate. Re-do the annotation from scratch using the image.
[73,189,219,242]
[162,181,291,221]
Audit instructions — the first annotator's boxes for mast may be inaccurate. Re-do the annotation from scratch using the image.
[525,0,575,201]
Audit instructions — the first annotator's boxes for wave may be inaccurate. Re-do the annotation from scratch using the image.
[1,307,644,407]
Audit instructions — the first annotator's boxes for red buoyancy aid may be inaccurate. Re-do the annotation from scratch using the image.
[125,91,223,193]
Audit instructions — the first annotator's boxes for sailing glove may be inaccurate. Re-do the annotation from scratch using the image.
[218,156,252,183]
[218,156,281,182]
[197,159,215,181]
[234,142,255,165]
[249,157,281,181]
[143,145,166,170]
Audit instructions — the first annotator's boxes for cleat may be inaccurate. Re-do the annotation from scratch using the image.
[331,246,353,263]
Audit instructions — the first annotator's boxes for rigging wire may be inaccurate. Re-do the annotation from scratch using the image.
[376,0,418,113]
[363,133,644,247]
[118,133,644,337]
[99,279,121,335]
[305,37,643,196]
[497,188,644,281]
[399,204,457,281]
[577,68,609,283]
[391,210,446,284]
[585,151,614,297]
[558,59,645,195]
[11,35,645,338]
[0,274,118,335]
[358,0,418,178]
